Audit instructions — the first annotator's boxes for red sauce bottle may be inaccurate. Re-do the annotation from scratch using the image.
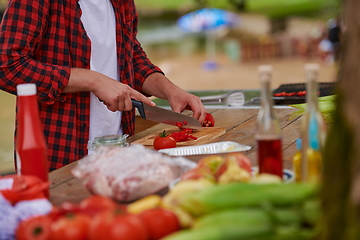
[255,65,283,179]
[16,83,49,197]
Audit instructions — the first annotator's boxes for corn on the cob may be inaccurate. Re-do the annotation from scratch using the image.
[180,183,318,216]
[162,223,274,240]
[289,95,336,124]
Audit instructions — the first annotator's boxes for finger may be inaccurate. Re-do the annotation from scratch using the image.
[131,92,156,107]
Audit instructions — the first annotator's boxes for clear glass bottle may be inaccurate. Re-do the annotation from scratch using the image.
[300,63,327,183]
[16,83,49,197]
[255,65,283,178]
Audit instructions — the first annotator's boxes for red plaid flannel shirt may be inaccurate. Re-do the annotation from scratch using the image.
[0,0,162,171]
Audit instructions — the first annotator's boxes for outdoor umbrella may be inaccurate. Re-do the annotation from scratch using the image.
[177,8,240,70]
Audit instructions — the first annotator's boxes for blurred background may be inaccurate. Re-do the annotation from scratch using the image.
[0,0,340,174]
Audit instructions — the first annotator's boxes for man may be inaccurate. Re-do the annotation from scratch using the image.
[0,0,207,171]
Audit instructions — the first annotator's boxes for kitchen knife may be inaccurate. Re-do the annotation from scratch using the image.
[132,99,202,129]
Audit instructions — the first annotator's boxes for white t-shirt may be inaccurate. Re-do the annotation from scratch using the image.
[78,0,123,143]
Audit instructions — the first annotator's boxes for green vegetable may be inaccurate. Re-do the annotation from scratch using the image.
[289,95,336,124]
[180,183,318,216]
[162,223,274,240]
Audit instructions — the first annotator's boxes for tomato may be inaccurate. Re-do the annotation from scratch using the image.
[79,195,118,216]
[89,209,148,240]
[180,166,215,182]
[202,113,215,127]
[138,208,180,240]
[297,90,306,96]
[50,213,91,240]
[153,130,176,150]
[16,215,52,240]
[215,152,252,179]
[285,92,296,97]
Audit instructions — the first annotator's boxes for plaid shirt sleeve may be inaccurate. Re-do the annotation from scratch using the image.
[0,0,71,104]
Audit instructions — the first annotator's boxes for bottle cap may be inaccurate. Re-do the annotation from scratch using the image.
[304,63,319,72]
[258,65,273,74]
[17,83,37,96]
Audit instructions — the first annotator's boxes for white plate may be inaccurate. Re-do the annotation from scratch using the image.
[169,168,295,189]
[251,167,295,184]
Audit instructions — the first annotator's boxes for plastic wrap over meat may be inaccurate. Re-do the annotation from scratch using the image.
[71,144,196,202]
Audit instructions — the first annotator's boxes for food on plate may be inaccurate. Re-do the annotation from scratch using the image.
[201,113,215,127]
[197,155,225,174]
[216,158,251,184]
[214,152,252,183]
[89,210,149,240]
[127,194,162,214]
[250,173,283,184]
[153,130,177,150]
[180,166,215,182]
[16,215,52,240]
[71,144,196,202]
[139,208,180,240]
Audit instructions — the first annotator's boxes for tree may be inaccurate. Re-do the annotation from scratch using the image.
[320,0,360,239]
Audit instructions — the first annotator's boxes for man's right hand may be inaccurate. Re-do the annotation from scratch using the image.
[64,68,155,112]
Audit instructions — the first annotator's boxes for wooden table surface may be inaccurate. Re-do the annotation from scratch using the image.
[48,108,300,206]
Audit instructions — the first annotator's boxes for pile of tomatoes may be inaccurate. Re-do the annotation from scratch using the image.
[16,195,180,240]
[273,90,307,97]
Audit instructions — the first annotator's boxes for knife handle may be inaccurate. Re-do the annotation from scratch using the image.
[131,99,146,119]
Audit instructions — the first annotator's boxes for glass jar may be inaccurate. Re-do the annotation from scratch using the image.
[87,134,129,150]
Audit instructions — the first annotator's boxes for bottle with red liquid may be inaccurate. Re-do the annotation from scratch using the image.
[16,83,49,197]
[255,65,283,179]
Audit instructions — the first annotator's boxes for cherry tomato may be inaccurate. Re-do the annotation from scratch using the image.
[138,208,180,240]
[153,131,176,150]
[89,210,148,240]
[79,195,118,216]
[202,113,215,127]
[175,122,183,128]
[16,215,52,240]
[182,121,187,125]
[50,213,91,240]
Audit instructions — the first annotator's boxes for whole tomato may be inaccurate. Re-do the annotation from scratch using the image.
[89,209,148,240]
[138,208,180,240]
[79,195,119,216]
[202,113,215,127]
[49,213,91,240]
[16,215,52,240]
[153,130,176,150]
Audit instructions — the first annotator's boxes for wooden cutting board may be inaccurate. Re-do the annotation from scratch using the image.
[132,127,226,147]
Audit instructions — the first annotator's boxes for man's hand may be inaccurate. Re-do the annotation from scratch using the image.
[64,68,155,112]
[142,72,207,123]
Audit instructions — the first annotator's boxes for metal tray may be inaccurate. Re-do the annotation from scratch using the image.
[158,141,252,156]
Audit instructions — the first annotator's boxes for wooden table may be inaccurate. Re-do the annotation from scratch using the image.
[49,108,300,206]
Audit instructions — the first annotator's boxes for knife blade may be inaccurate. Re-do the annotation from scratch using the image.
[132,99,202,129]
